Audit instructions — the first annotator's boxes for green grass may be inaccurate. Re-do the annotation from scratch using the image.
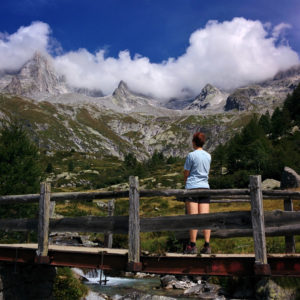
[53,267,88,300]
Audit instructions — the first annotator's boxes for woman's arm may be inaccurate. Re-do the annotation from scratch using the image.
[184,170,190,185]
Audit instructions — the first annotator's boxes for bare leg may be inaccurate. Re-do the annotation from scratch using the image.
[199,203,210,243]
[186,201,199,243]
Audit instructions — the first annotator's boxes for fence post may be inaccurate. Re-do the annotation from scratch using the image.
[35,182,51,264]
[284,197,295,253]
[104,198,115,248]
[128,176,142,272]
[249,175,270,276]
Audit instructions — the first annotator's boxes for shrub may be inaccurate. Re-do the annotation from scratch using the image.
[53,267,88,300]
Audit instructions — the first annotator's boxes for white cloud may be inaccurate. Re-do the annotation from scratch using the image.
[0,18,299,99]
[0,21,50,72]
[272,23,292,39]
[53,17,299,99]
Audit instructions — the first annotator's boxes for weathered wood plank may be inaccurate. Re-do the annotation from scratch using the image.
[37,182,51,257]
[128,176,140,265]
[104,199,115,248]
[0,216,129,234]
[0,191,130,204]
[250,175,268,266]
[50,216,129,233]
[1,188,299,205]
[140,189,250,197]
[262,190,300,199]
[141,211,252,232]
[2,216,300,240]
[0,194,40,204]
[175,223,300,239]
[51,191,129,202]
[1,210,300,234]
[264,210,300,226]
[0,218,37,231]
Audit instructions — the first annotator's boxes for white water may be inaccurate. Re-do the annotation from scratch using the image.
[73,268,141,286]
[72,268,192,299]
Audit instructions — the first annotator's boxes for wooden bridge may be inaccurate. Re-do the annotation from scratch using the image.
[0,175,299,277]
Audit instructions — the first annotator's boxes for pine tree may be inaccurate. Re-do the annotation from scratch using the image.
[258,111,271,134]
[0,119,41,196]
[283,83,300,125]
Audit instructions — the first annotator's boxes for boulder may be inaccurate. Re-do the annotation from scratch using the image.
[160,275,195,290]
[262,179,281,190]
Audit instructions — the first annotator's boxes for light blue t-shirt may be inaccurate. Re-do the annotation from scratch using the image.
[184,149,211,189]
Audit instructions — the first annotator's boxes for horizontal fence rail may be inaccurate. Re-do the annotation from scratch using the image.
[2,211,300,234]
[0,175,299,275]
[1,189,300,205]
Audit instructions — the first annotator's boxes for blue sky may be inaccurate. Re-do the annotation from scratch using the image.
[0,0,299,99]
[1,0,299,62]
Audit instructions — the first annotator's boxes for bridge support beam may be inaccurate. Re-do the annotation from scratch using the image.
[250,175,271,276]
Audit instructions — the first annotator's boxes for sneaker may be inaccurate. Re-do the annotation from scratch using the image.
[200,246,211,254]
[184,245,198,254]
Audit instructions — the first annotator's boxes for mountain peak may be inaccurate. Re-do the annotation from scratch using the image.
[118,80,128,89]
[113,80,131,97]
[186,84,227,111]
[3,52,69,99]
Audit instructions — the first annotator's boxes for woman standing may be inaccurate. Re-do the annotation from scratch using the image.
[183,132,211,254]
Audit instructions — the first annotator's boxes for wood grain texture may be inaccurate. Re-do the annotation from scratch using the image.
[1,210,299,234]
[128,176,140,263]
[37,182,51,257]
[250,175,267,265]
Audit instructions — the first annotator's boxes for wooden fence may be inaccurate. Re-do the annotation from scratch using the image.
[0,175,300,274]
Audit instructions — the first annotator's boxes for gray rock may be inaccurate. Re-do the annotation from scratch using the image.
[186,84,228,111]
[183,284,204,295]
[96,201,108,208]
[160,275,177,289]
[224,86,260,111]
[281,167,300,189]
[161,275,196,290]
[184,282,221,299]
[113,292,176,300]
[3,52,69,100]
[262,179,281,190]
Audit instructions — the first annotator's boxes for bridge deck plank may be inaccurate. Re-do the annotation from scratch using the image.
[0,244,299,276]
[0,244,299,258]
[0,243,128,255]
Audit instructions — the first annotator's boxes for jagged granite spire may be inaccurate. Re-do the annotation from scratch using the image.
[3,52,69,99]
[186,84,227,111]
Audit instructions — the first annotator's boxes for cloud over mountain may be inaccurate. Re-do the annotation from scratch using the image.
[0,18,299,99]
[0,21,50,73]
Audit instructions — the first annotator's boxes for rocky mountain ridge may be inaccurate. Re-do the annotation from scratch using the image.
[2,53,69,100]
[0,92,249,159]
[1,53,300,115]
[0,53,300,159]
[186,84,228,112]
